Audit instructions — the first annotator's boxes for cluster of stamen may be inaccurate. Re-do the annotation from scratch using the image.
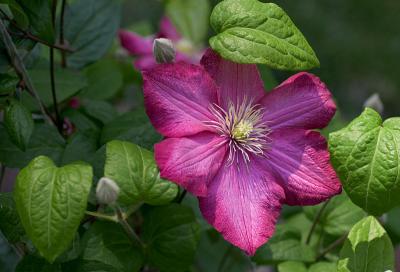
[205,98,271,165]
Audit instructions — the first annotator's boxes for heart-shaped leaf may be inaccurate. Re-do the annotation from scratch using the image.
[338,216,394,272]
[329,108,400,215]
[14,156,93,262]
[209,0,319,70]
[104,140,178,205]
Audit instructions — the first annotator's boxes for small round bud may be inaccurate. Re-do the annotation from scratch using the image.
[96,177,120,205]
[363,93,384,115]
[153,38,175,64]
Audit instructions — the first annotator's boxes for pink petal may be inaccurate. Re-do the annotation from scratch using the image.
[158,16,181,41]
[260,72,336,130]
[155,132,227,197]
[142,62,219,137]
[134,55,157,70]
[267,128,341,206]
[199,156,285,255]
[201,49,265,109]
[119,30,153,55]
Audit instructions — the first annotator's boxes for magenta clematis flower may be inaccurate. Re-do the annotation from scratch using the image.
[142,49,342,255]
[119,17,202,70]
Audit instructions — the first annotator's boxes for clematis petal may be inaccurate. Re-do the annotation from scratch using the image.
[158,17,181,41]
[267,128,341,206]
[143,62,219,137]
[201,49,265,109]
[155,132,227,197]
[199,156,285,255]
[119,30,153,55]
[260,72,336,130]
[133,56,157,70]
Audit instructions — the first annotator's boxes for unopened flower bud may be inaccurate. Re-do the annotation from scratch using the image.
[96,177,120,205]
[363,93,384,115]
[153,38,175,64]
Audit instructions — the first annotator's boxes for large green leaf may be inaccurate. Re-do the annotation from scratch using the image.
[141,204,201,272]
[329,108,400,215]
[4,99,34,151]
[308,262,337,272]
[209,0,319,70]
[16,0,54,43]
[79,59,123,100]
[104,140,178,205]
[165,0,209,45]
[81,222,143,272]
[0,193,25,243]
[0,123,65,168]
[338,216,394,272]
[64,0,121,68]
[100,108,162,150]
[21,68,87,111]
[252,225,315,265]
[14,156,93,262]
[304,193,366,236]
[61,131,99,166]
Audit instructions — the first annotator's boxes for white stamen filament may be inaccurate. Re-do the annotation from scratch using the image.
[205,98,271,166]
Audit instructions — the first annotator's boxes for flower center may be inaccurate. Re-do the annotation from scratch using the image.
[232,120,253,140]
[205,98,271,165]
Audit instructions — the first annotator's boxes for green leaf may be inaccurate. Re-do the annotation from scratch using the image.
[16,0,54,43]
[62,109,101,133]
[81,221,144,272]
[0,123,65,168]
[80,59,123,100]
[14,156,93,262]
[329,108,400,215]
[100,108,162,150]
[277,261,307,272]
[0,73,18,95]
[64,0,121,68]
[308,262,337,272]
[338,216,394,272]
[15,255,61,272]
[209,0,319,70]
[252,225,315,265]
[4,99,34,151]
[0,193,25,243]
[21,68,87,111]
[141,204,201,272]
[61,260,120,272]
[61,131,99,166]
[82,100,117,125]
[194,229,252,272]
[104,140,178,205]
[304,193,366,236]
[0,0,28,29]
[165,0,209,44]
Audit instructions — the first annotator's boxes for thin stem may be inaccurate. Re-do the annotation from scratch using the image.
[85,211,118,222]
[59,0,68,67]
[0,164,5,191]
[115,205,143,248]
[177,189,187,203]
[316,233,347,260]
[306,199,330,245]
[50,0,62,133]
[0,18,54,125]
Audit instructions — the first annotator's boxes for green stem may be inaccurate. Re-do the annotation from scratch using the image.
[306,199,330,245]
[316,233,347,260]
[85,211,118,222]
[0,18,54,125]
[115,205,143,248]
[50,0,62,132]
[177,189,187,203]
